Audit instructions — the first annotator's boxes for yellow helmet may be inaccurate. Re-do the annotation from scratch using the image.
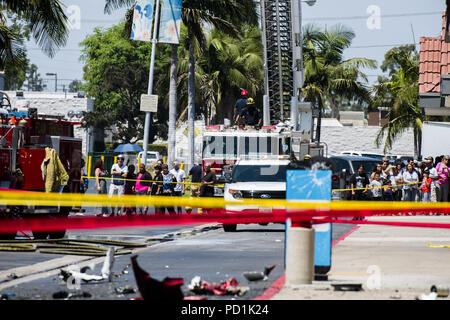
[304,154,312,160]
[246,98,255,105]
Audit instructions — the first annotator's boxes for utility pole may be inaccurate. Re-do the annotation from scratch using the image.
[142,0,161,166]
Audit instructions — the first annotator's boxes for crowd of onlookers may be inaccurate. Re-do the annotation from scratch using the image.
[350,155,450,203]
[91,156,216,217]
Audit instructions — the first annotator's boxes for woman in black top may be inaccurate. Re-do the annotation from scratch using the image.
[124,164,136,215]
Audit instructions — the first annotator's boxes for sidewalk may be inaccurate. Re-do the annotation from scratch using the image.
[271,216,450,300]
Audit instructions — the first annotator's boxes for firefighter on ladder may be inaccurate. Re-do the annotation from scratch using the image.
[234,90,248,126]
[239,98,262,129]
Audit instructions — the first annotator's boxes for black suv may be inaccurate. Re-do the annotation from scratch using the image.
[330,155,382,200]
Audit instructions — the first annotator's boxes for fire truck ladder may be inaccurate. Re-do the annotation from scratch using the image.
[261,0,294,123]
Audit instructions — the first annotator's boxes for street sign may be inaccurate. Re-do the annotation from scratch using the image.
[140,94,158,113]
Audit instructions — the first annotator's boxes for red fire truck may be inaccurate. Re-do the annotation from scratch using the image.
[0,92,83,240]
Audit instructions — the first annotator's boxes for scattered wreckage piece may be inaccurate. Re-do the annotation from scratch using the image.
[188,276,250,296]
[430,285,449,298]
[131,255,184,301]
[243,265,276,281]
[115,286,137,295]
[59,247,115,283]
[52,290,92,300]
[331,283,363,292]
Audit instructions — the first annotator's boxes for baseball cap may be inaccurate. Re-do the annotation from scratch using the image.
[424,156,433,161]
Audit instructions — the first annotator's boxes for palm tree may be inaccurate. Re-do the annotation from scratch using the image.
[196,24,263,123]
[181,0,257,169]
[301,24,376,123]
[301,24,376,144]
[374,47,422,156]
[0,0,68,69]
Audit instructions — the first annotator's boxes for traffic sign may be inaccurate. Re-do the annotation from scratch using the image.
[140,94,158,113]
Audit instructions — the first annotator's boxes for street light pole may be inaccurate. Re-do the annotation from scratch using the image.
[142,0,161,167]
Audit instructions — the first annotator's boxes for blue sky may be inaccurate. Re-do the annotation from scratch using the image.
[25,0,445,91]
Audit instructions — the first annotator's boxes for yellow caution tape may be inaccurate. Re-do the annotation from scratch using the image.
[333,178,448,192]
[427,243,450,248]
[0,190,449,210]
[82,176,224,187]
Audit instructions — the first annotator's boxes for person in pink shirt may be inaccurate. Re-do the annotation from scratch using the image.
[435,155,449,202]
[134,163,153,214]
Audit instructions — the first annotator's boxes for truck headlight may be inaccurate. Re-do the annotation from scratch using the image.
[228,189,243,199]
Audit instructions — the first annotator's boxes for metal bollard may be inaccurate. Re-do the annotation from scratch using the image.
[285,226,315,285]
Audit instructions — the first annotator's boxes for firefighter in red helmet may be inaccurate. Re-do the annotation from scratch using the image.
[234,89,248,125]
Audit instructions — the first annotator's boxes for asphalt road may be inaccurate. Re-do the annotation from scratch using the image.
[0,222,353,300]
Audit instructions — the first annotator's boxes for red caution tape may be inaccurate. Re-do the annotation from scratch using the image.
[0,207,449,234]
[314,218,450,229]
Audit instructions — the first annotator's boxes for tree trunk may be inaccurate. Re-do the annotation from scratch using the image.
[329,97,338,119]
[168,44,178,167]
[316,104,322,145]
[188,39,196,170]
[220,90,234,124]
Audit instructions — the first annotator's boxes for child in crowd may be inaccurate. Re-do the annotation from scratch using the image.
[382,178,394,201]
[370,172,382,201]
[421,170,432,203]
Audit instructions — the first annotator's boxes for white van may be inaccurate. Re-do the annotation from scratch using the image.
[137,151,161,166]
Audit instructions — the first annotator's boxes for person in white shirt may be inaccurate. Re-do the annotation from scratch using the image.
[390,166,403,201]
[170,161,186,214]
[109,155,128,216]
[402,163,419,202]
[369,172,382,200]
[424,156,438,202]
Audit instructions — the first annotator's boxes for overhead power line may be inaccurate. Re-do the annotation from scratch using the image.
[303,11,442,21]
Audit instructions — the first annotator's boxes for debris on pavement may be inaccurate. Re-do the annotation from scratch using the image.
[101,247,115,281]
[115,286,137,295]
[331,283,363,292]
[430,285,449,298]
[188,276,250,296]
[114,263,130,278]
[52,290,92,300]
[417,291,438,300]
[6,273,18,280]
[243,264,276,281]
[59,247,115,283]
[131,255,184,301]
[52,291,69,299]
[67,291,92,299]
[390,290,401,299]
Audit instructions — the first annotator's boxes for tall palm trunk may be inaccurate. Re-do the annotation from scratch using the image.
[188,38,196,170]
[168,44,178,167]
